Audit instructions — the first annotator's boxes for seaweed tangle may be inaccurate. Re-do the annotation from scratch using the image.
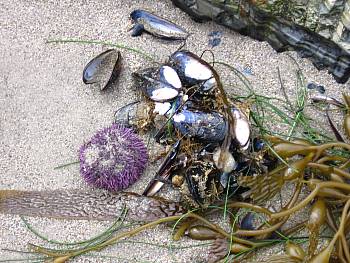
[172,0,350,84]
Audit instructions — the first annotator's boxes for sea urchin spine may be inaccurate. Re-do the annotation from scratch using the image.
[79,124,148,191]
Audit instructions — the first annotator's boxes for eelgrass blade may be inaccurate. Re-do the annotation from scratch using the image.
[21,207,128,247]
[46,39,158,62]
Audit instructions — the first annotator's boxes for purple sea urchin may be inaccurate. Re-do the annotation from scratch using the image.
[79,124,148,191]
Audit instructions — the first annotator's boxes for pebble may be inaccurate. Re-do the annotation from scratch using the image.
[208,31,223,47]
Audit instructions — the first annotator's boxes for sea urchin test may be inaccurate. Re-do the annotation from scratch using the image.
[79,124,148,191]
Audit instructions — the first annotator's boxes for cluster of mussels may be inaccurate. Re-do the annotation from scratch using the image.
[115,49,275,208]
[79,9,274,208]
[2,8,350,263]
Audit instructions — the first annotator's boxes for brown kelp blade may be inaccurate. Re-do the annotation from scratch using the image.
[0,190,184,222]
[238,173,285,204]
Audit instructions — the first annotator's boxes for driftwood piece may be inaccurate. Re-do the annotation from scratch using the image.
[172,0,350,84]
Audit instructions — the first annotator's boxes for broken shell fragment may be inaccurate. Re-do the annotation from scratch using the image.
[172,174,184,187]
[213,148,237,174]
[153,102,172,115]
[130,9,189,40]
[83,49,122,90]
[310,95,345,107]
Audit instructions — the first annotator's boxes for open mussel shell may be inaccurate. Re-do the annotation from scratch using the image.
[133,66,180,102]
[169,50,216,90]
[83,49,122,90]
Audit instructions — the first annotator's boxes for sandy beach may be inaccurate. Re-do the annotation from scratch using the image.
[0,0,349,262]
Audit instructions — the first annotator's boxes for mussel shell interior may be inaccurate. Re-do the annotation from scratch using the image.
[83,49,122,90]
[136,66,182,90]
[147,83,179,102]
[159,65,182,89]
[201,77,216,91]
[232,108,250,149]
[133,67,180,102]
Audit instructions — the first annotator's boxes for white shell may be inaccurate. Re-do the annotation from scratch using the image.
[201,77,216,91]
[213,148,237,173]
[153,102,171,115]
[161,66,182,89]
[233,109,250,149]
[173,113,186,122]
[151,87,178,101]
[184,59,213,80]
